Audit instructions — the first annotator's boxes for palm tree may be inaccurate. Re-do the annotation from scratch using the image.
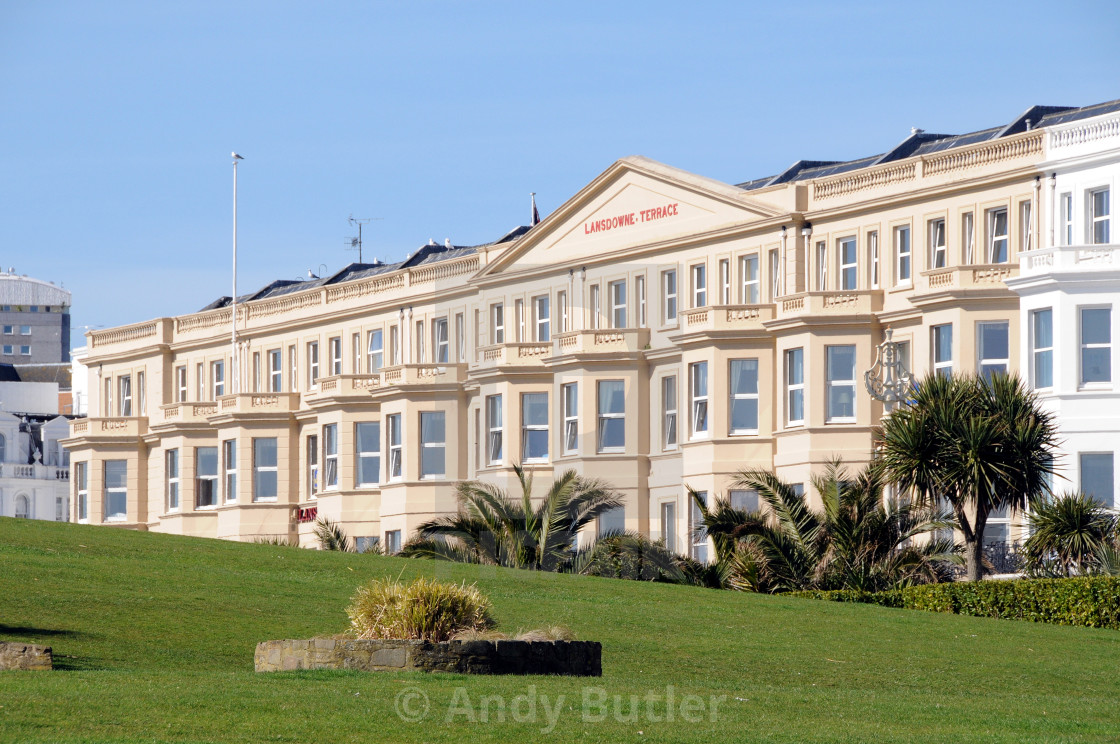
[693,460,957,593]
[570,531,686,583]
[1023,492,1118,577]
[401,465,623,571]
[878,373,1059,581]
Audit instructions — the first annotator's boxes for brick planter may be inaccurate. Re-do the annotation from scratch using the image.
[0,641,53,671]
[255,638,601,676]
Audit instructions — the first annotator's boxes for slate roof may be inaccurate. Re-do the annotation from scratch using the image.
[736,98,1120,191]
[198,225,531,312]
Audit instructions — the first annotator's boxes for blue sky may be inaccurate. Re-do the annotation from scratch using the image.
[1,1,1117,348]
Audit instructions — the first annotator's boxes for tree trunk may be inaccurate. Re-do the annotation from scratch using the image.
[964,536,985,581]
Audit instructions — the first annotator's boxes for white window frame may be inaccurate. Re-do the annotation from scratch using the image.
[356,421,381,487]
[662,269,678,323]
[1079,306,1112,386]
[521,393,549,463]
[562,383,578,455]
[166,449,180,512]
[691,263,707,308]
[1059,193,1073,246]
[329,336,342,376]
[977,321,1010,379]
[718,258,730,304]
[307,434,319,497]
[433,317,449,363]
[75,462,88,522]
[267,349,282,392]
[825,345,857,424]
[367,330,383,371]
[491,303,505,344]
[222,439,237,502]
[387,414,402,480]
[689,361,708,438]
[869,230,880,288]
[786,348,805,426]
[839,237,858,290]
[104,460,128,522]
[741,254,760,304]
[486,395,503,464]
[253,437,278,502]
[1031,309,1053,390]
[307,341,319,388]
[557,291,569,333]
[636,275,646,327]
[1019,201,1033,253]
[323,423,339,490]
[662,375,678,450]
[769,249,780,300]
[589,285,601,330]
[252,351,262,392]
[389,325,400,365]
[420,411,446,479]
[596,380,626,453]
[929,219,947,269]
[962,212,975,264]
[415,320,426,363]
[211,360,225,399]
[661,501,676,553]
[987,207,1009,264]
[690,491,708,563]
[351,333,361,374]
[196,447,218,508]
[1089,187,1111,245]
[455,313,465,362]
[729,359,759,435]
[119,374,132,417]
[609,280,626,329]
[533,296,550,342]
[816,241,828,291]
[932,324,953,378]
[288,345,297,392]
[894,225,911,285]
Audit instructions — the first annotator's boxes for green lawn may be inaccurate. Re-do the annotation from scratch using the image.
[2,518,1119,743]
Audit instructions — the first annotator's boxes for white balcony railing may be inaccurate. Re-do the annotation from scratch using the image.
[1019,244,1119,275]
[0,463,69,481]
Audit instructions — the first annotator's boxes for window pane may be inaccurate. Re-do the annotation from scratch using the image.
[1081,454,1115,507]
[730,359,758,395]
[254,438,277,468]
[105,460,127,488]
[1082,308,1111,345]
[196,448,218,476]
[599,380,625,414]
[598,505,625,536]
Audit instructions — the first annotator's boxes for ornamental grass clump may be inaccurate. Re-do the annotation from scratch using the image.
[346,576,495,642]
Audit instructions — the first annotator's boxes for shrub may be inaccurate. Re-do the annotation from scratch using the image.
[346,576,495,642]
[314,517,354,552]
[787,589,902,608]
[902,577,1120,629]
[789,577,1120,630]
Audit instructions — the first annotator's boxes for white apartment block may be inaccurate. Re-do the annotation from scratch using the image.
[62,99,1120,553]
[1008,106,1120,522]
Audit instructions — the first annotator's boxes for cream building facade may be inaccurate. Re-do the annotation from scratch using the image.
[64,100,1119,554]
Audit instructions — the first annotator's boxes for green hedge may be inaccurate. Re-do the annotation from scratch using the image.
[902,577,1120,629]
[789,577,1120,630]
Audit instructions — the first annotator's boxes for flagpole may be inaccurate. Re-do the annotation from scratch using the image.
[232,152,243,395]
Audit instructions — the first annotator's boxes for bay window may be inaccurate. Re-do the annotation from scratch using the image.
[786,348,804,426]
[195,447,218,508]
[323,424,338,489]
[562,383,578,454]
[978,322,1010,380]
[486,395,503,464]
[1080,307,1112,385]
[356,422,381,486]
[253,438,278,502]
[1032,309,1053,389]
[104,460,127,521]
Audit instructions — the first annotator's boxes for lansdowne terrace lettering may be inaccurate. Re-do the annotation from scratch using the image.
[583,202,679,235]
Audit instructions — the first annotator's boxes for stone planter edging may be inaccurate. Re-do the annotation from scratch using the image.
[0,641,53,671]
[255,638,601,676]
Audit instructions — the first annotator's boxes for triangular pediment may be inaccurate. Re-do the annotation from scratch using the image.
[480,156,785,278]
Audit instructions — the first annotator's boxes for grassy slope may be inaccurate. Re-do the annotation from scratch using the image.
[1,518,1119,743]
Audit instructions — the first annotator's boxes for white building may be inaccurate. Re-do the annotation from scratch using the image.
[1009,103,1120,509]
[0,373,72,521]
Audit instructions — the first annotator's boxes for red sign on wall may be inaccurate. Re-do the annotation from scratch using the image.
[583,202,679,235]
